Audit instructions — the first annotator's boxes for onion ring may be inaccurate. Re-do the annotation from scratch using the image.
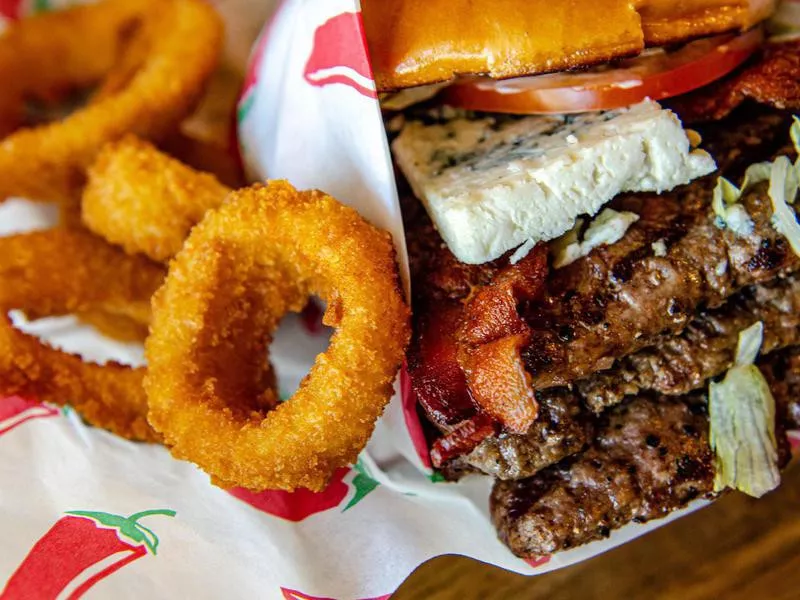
[0,229,166,441]
[145,181,411,491]
[0,315,154,442]
[82,135,230,262]
[0,228,165,325]
[0,0,223,204]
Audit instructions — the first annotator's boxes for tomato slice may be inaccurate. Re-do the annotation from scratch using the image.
[442,29,764,114]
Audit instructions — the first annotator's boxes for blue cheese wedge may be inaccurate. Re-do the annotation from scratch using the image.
[392,100,716,264]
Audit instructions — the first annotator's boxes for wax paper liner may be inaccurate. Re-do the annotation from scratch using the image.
[1,1,799,599]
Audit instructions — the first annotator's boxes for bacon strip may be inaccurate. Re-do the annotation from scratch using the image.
[670,39,800,123]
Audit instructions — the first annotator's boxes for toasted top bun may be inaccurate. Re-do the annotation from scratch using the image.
[363,0,776,92]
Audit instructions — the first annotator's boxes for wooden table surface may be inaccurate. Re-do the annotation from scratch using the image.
[393,463,800,599]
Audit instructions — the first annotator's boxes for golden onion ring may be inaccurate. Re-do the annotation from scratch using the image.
[82,136,230,262]
[0,229,166,441]
[145,181,411,491]
[0,0,222,203]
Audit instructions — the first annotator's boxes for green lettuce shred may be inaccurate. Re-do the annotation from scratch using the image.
[732,116,800,257]
[709,322,780,498]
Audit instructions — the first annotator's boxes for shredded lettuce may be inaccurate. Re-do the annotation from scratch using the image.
[733,117,800,257]
[709,322,780,498]
[712,177,754,236]
[742,161,772,190]
[768,156,800,256]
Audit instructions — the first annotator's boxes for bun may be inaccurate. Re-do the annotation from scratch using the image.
[363,0,776,91]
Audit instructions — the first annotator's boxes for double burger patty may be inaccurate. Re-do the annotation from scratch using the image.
[404,106,799,481]
[578,273,800,412]
[490,347,800,557]
[462,273,800,480]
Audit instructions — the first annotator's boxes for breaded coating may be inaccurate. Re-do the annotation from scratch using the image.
[82,136,230,262]
[0,315,155,442]
[0,228,164,326]
[145,181,411,491]
[0,0,223,203]
[0,229,165,441]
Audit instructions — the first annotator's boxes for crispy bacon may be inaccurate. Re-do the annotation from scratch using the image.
[459,245,549,346]
[408,245,549,434]
[430,414,497,467]
[670,39,800,123]
[407,301,476,427]
[458,245,549,432]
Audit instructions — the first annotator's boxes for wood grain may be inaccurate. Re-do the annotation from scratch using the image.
[394,463,800,599]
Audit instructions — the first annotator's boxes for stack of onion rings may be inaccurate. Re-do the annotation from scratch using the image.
[0,0,223,204]
[0,229,165,442]
[145,181,410,491]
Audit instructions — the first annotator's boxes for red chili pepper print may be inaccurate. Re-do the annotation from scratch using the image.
[303,12,378,99]
[230,460,378,521]
[0,0,23,20]
[237,11,275,126]
[281,588,391,600]
[0,396,59,436]
[229,467,350,522]
[1,509,175,600]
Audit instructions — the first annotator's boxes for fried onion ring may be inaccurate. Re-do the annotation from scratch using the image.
[82,136,230,262]
[0,315,155,442]
[0,228,164,325]
[0,229,166,441]
[145,181,411,491]
[0,0,223,204]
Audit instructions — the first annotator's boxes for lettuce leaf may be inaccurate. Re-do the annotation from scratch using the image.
[709,322,780,498]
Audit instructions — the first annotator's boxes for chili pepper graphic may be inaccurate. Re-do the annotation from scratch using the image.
[0,396,59,436]
[303,12,377,99]
[230,460,378,521]
[229,467,351,522]
[0,0,23,20]
[1,508,176,600]
[281,588,390,600]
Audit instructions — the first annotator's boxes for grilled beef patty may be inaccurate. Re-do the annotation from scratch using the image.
[578,273,800,412]
[463,274,800,479]
[490,347,799,557]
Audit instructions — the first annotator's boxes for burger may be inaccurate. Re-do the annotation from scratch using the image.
[361,0,800,556]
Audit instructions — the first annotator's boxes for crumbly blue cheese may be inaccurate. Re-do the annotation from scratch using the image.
[392,100,716,264]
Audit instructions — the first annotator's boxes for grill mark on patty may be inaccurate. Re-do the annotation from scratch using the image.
[490,347,799,557]
[464,275,800,479]
[578,274,800,412]
[522,167,799,390]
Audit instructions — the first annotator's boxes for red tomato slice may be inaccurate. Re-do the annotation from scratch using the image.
[442,29,763,114]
